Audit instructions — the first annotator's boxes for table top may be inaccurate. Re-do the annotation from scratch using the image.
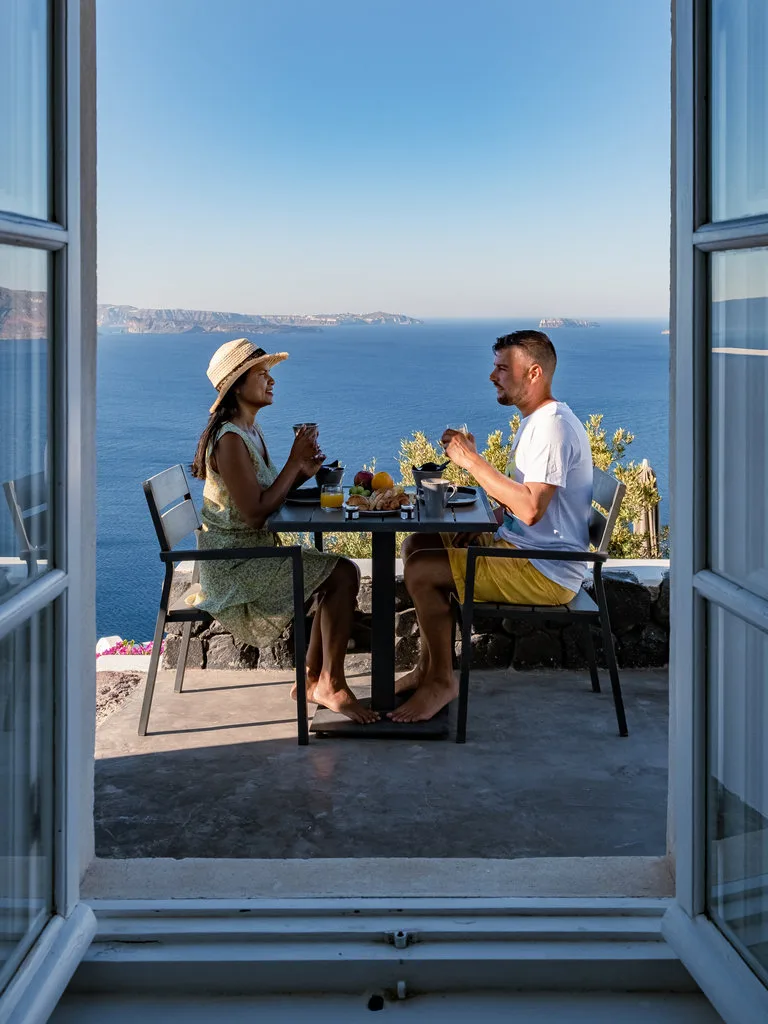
[268,487,497,533]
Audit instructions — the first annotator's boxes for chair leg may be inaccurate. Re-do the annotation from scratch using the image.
[456,606,473,744]
[174,621,193,693]
[451,602,459,670]
[292,560,309,746]
[138,610,167,736]
[583,624,601,693]
[293,642,308,747]
[595,592,628,738]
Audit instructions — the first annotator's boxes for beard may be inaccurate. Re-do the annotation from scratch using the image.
[496,392,514,405]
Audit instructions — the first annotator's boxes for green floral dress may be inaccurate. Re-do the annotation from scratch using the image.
[188,421,338,646]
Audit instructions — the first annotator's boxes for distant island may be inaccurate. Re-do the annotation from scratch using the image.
[0,287,423,339]
[96,305,423,335]
[539,318,600,329]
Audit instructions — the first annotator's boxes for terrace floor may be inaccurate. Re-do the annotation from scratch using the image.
[93,664,670,869]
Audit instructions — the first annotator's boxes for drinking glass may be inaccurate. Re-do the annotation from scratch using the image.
[442,422,468,448]
[320,484,344,511]
[293,422,318,437]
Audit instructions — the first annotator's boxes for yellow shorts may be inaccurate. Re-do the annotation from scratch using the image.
[442,532,576,605]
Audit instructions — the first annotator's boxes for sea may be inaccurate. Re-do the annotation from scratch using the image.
[92,317,669,640]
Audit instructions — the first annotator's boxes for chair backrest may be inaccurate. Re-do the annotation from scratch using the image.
[588,466,627,553]
[3,471,48,556]
[142,464,201,553]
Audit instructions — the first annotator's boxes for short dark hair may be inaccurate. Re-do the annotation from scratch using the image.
[493,330,557,376]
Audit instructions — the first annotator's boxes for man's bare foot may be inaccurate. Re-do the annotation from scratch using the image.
[388,676,459,723]
[291,675,379,724]
[291,669,322,704]
[394,663,428,695]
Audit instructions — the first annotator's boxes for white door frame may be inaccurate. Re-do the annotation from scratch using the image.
[0,2,97,1021]
[662,1,768,1020]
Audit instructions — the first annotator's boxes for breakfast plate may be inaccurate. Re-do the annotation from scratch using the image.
[286,486,320,505]
[416,485,477,508]
[343,502,408,517]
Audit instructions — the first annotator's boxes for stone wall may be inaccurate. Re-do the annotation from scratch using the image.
[162,569,670,674]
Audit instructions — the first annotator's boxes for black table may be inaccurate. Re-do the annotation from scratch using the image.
[268,487,497,738]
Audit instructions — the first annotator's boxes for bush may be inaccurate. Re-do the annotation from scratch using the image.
[290,412,667,560]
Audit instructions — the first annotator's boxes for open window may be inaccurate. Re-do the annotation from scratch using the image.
[663,0,768,1018]
[0,1,97,1019]
[3,1,768,1019]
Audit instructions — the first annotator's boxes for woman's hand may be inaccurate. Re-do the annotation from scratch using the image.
[299,452,325,478]
[440,428,477,470]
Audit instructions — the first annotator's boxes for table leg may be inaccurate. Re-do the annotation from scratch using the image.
[309,526,449,740]
[313,532,323,552]
[370,530,396,712]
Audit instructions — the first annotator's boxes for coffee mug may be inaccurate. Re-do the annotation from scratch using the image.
[421,478,457,517]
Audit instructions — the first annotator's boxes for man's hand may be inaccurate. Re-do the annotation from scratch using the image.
[440,428,477,470]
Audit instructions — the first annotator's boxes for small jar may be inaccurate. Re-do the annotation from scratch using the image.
[400,503,414,520]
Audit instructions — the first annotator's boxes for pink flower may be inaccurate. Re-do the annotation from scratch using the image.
[96,639,166,658]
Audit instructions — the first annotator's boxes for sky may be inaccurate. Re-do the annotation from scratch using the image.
[96,0,671,318]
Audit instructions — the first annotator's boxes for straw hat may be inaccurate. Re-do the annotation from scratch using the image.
[206,338,288,413]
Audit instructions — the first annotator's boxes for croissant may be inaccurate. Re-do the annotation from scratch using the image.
[346,494,370,509]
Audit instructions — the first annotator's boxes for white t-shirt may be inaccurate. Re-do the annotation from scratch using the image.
[496,401,592,593]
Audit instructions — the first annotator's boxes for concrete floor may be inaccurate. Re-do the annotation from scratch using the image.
[94,665,669,861]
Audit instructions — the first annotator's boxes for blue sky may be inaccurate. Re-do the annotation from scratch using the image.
[97,0,671,317]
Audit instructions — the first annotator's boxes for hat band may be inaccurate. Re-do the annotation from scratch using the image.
[215,346,268,391]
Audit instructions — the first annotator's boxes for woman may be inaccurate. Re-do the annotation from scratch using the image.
[190,337,377,724]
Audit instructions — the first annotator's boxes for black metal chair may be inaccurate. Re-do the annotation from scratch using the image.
[138,464,309,743]
[2,470,48,579]
[455,466,628,742]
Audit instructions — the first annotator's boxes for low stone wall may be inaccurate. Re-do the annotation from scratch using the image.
[163,568,670,674]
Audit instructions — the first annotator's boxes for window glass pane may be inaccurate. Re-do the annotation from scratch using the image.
[710,249,768,600]
[708,606,768,985]
[711,0,768,221]
[0,606,54,992]
[0,0,49,219]
[0,246,51,601]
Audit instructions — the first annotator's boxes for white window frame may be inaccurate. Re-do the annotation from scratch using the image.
[0,2,97,1021]
[661,0,768,1019]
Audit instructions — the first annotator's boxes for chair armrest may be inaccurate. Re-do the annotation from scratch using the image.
[466,547,607,564]
[462,546,605,612]
[160,546,302,563]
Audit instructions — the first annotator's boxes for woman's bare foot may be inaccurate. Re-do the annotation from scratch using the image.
[291,668,322,704]
[291,674,379,724]
[388,675,459,723]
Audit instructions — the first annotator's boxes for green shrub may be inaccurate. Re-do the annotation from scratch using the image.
[285,412,667,560]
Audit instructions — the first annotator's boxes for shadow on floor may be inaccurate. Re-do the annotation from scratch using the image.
[95,668,668,859]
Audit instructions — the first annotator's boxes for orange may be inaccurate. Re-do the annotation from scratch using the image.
[371,471,394,491]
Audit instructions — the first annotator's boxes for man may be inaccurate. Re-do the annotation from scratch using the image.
[391,330,593,724]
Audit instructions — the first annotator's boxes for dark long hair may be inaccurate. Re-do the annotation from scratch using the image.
[190,372,248,480]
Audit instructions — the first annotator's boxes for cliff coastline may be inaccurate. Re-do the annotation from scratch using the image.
[0,287,423,339]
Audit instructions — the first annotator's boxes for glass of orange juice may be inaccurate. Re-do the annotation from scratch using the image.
[320,484,344,511]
